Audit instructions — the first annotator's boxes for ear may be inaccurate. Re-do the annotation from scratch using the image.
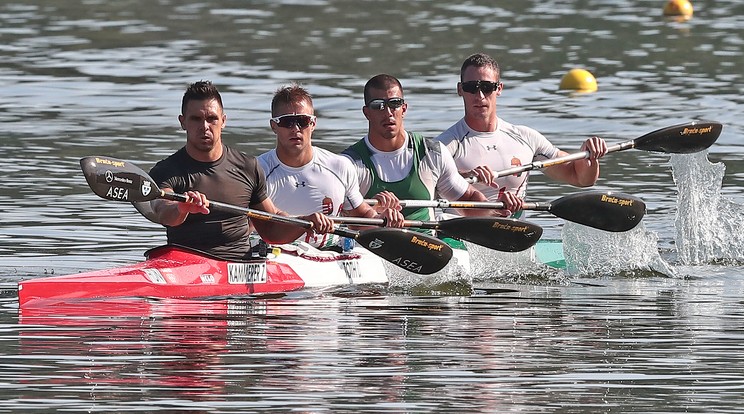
[178,114,185,130]
[496,82,503,97]
[270,120,277,134]
[221,113,227,129]
[362,106,371,121]
[457,82,463,97]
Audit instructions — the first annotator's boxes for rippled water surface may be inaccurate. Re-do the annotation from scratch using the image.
[1,0,744,412]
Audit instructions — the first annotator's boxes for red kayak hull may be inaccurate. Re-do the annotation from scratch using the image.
[18,245,307,306]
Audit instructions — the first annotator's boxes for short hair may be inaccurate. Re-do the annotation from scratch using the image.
[181,80,223,115]
[364,74,403,105]
[271,83,314,117]
[460,53,501,82]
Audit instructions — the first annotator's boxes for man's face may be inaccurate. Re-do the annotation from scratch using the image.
[363,86,407,141]
[270,99,316,159]
[458,65,502,119]
[179,98,226,155]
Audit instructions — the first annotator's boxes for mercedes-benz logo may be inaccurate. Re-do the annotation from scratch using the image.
[105,170,114,183]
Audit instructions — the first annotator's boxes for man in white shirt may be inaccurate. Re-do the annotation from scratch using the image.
[341,74,510,219]
[257,84,403,248]
[148,80,331,260]
[436,53,608,208]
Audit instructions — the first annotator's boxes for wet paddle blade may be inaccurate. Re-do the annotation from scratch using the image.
[80,156,162,203]
[634,120,722,154]
[437,217,543,252]
[550,191,646,232]
[355,228,453,275]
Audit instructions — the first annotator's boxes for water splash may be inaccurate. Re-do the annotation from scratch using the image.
[467,242,568,284]
[386,150,744,290]
[672,152,744,265]
[384,254,473,295]
[384,240,569,292]
[562,222,677,277]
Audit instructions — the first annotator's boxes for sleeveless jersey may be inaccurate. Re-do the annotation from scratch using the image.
[436,117,559,201]
[342,131,468,221]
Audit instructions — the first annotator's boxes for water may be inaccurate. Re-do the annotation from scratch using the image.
[2,0,744,411]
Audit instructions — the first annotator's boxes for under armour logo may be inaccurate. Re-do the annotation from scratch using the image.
[485,145,498,151]
[294,181,307,187]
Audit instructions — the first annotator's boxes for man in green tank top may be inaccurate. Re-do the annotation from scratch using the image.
[342,74,515,222]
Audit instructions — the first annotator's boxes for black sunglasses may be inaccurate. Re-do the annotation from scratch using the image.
[366,97,405,111]
[271,114,316,129]
[460,80,501,95]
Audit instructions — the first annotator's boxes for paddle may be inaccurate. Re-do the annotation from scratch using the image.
[78,156,453,275]
[491,120,722,178]
[365,191,646,232]
[330,216,542,253]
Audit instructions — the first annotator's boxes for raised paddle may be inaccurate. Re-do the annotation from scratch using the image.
[490,120,722,178]
[329,216,542,253]
[365,190,646,232]
[79,156,453,275]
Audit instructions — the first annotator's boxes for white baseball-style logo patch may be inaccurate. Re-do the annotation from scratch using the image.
[141,181,151,197]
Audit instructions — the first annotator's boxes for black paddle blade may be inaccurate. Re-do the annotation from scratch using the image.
[355,228,453,275]
[438,217,543,252]
[80,156,161,203]
[635,120,722,154]
[550,191,646,232]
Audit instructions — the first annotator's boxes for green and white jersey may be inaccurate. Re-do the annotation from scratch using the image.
[342,131,469,221]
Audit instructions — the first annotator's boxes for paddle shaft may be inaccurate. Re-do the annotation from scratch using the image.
[363,190,646,233]
[492,142,632,178]
[158,190,358,239]
[331,214,543,252]
[486,120,722,178]
[364,198,550,212]
[330,216,453,229]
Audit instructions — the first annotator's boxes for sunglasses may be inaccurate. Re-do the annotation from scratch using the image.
[460,80,501,95]
[271,114,316,129]
[366,97,405,111]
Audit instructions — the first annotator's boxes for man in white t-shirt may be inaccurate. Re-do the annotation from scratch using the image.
[257,84,403,248]
[436,53,608,209]
[342,74,511,220]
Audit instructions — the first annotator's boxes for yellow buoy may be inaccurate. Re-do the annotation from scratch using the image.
[663,0,693,20]
[559,68,597,93]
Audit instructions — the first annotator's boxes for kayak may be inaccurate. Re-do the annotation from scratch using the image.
[17,237,564,307]
[17,243,387,306]
[19,155,568,307]
[17,238,471,306]
[534,239,566,269]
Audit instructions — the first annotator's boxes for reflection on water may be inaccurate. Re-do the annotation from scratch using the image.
[2,0,744,411]
[9,284,744,412]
